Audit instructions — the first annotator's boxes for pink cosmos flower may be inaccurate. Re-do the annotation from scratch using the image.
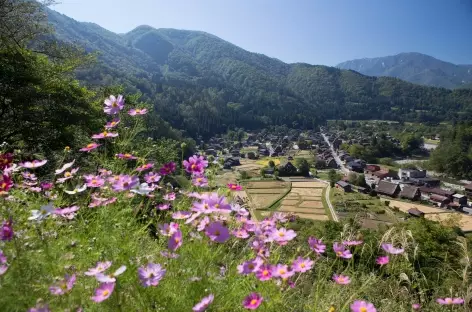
[49,274,76,295]
[111,175,139,191]
[138,263,166,287]
[22,171,38,180]
[436,298,464,305]
[376,256,389,266]
[104,95,124,115]
[332,274,351,285]
[54,205,80,220]
[80,142,101,152]
[350,300,376,312]
[192,199,216,214]
[159,222,179,236]
[136,163,154,172]
[163,192,176,201]
[0,250,8,276]
[272,212,288,223]
[272,264,295,279]
[0,153,13,170]
[232,228,250,239]
[381,243,404,255]
[292,256,314,273]
[192,175,209,187]
[333,242,352,259]
[95,266,126,283]
[28,303,51,312]
[116,153,138,160]
[412,303,421,310]
[193,294,214,312]
[84,261,112,276]
[172,211,191,219]
[308,237,326,254]
[88,196,117,208]
[1,219,13,241]
[237,258,263,275]
[187,192,204,199]
[343,240,363,246]
[206,193,232,211]
[91,131,118,139]
[255,264,273,281]
[272,228,297,245]
[19,159,47,169]
[205,222,230,243]
[91,282,115,302]
[40,181,53,190]
[84,175,105,188]
[183,155,208,175]
[0,175,13,193]
[144,172,161,183]
[227,183,242,191]
[159,162,176,175]
[128,108,148,116]
[157,203,170,211]
[197,216,210,232]
[105,118,120,129]
[168,229,183,251]
[242,292,263,310]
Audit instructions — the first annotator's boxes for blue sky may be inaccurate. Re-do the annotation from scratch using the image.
[52,0,472,66]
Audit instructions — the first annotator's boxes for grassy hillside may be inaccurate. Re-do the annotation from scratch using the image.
[45,9,472,138]
[0,94,470,311]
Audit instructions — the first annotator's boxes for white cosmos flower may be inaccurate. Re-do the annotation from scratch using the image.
[55,160,75,175]
[28,202,55,221]
[131,183,155,196]
[64,184,87,195]
[95,265,127,283]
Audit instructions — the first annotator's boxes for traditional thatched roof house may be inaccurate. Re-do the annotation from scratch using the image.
[336,181,352,192]
[376,180,400,197]
[408,208,425,218]
[399,186,421,201]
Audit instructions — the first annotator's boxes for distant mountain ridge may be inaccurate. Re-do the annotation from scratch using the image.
[45,9,472,138]
[337,52,472,89]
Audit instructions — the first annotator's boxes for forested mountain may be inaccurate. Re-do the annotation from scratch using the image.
[47,9,472,138]
[337,52,472,89]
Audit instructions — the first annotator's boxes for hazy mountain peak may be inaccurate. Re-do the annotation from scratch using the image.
[337,52,472,89]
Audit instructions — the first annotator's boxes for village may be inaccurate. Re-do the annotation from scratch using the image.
[197,126,472,233]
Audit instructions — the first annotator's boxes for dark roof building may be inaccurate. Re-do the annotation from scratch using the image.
[408,208,425,218]
[400,186,421,201]
[419,187,455,198]
[336,181,352,192]
[376,180,401,197]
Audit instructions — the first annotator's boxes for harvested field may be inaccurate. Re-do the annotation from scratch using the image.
[291,182,326,188]
[246,189,286,194]
[244,181,290,189]
[388,200,448,214]
[248,193,283,210]
[297,214,329,221]
[299,201,324,208]
[291,188,323,196]
[281,199,300,206]
[280,206,325,214]
[303,196,322,201]
[388,199,472,232]
[274,181,330,221]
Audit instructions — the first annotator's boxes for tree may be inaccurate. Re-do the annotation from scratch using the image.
[295,158,310,176]
[328,169,341,187]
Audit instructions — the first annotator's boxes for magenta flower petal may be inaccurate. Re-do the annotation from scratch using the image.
[91,282,115,302]
[192,294,214,312]
[242,292,263,310]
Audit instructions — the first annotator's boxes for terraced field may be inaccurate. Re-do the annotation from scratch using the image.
[243,181,291,210]
[279,181,329,221]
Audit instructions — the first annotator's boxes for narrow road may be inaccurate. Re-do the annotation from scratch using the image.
[324,184,339,222]
[321,131,349,174]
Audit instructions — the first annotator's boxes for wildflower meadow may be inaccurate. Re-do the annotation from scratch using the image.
[0,95,470,311]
